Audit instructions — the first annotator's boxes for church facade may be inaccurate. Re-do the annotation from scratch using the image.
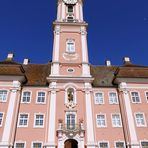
[0,0,148,148]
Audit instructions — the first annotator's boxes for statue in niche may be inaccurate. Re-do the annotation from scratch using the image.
[67,88,74,103]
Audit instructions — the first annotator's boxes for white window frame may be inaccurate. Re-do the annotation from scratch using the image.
[114,141,125,148]
[65,87,77,104]
[34,113,45,128]
[0,89,8,102]
[140,140,148,148]
[32,141,43,148]
[98,141,110,148]
[134,112,147,127]
[0,112,4,127]
[21,91,32,104]
[130,91,141,103]
[94,92,104,105]
[15,141,26,148]
[108,92,118,104]
[111,113,122,127]
[145,91,148,103]
[96,113,107,128]
[18,113,29,127]
[36,91,46,104]
[66,39,75,53]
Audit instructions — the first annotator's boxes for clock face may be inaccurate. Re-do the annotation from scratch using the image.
[63,0,78,5]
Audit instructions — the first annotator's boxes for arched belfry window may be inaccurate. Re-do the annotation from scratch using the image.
[65,87,76,104]
[66,39,75,53]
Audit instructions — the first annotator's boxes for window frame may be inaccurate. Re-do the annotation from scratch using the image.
[140,140,148,148]
[18,113,29,127]
[21,91,32,104]
[108,92,118,104]
[32,141,43,148]
[145,91,148,103]
[96,113,107,128]
[98,141,110,148]
[67,5,74,14]
[0,90,8,102]
[15,141,26,148]
[130,91,141,103]
[114,141,125,148]
[34,113,45,128]
[111,113,122,128]
[36,91,46,104]
[94,92,104,105]
[134,112,147,127]
[66,39,75,53]
[0,112,4,127]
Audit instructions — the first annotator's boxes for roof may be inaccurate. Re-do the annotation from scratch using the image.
[0,59,148,87]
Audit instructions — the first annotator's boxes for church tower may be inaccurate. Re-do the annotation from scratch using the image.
[50,0,91,77]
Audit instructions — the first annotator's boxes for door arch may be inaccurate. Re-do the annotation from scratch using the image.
[64,139,78,148]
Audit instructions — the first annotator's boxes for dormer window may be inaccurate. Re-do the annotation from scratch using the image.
[66,39,75,53]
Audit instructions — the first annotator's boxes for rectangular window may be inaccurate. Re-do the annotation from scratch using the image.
[37,92,45,103]
[141,141,148,148]
[67,5,74,13]
[131,92,140,103]
[109,92,118,104]
[22,91,31,103]
[18,114,29,127]
[0,113,4,126]
[15,143,25,148]
[115,142,125,148]
[145,92,148,102]
[135,113,146,127]
[96,114,106,127]
[99,142,109,148]
[66,114,75,130]
[112,114,122,127]
[34,114,44,127]
[0,90,7,102]
[33,142,42,148]
[95,93,104,104]
[66,40,75,53]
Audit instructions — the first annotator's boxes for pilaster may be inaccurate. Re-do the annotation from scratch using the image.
[0,81,21,148]
[119,82,139,148]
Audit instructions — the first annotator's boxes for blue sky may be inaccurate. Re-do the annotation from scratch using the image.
[0,0,148,66]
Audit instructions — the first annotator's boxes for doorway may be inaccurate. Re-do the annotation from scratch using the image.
[64,139,78,148]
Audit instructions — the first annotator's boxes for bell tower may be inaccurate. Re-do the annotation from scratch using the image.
[50,0,91,77]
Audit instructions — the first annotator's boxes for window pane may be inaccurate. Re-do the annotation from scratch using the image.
[35,115,44,126]
[136,113,145,126]
[22,91,31,103]
[97,115,106,127]
[0,90,7,102]
[131,92,140,103]
[16,143,25,148]
[0,113,3,126]
[95,93,104,104]
[19,114,28,126]
[33,143,42,148]
[37,92,45,103]
[99,142,108,148]
[109,92,118,104]
[112,114,121,127]
[141,141,148,148]
[116,142,124,148]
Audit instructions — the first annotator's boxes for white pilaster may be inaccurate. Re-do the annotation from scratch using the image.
[46,82,57,148]
[51,25,60,76]
[119,82,139,147]
[80,3,83,21]
[57,2,61,21]
[62,2,65,20]
[76,3,79,21]
[84,83,96,148]
[0,81,21,148]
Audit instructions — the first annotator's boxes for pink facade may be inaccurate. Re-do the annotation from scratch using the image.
[0,0,148,148]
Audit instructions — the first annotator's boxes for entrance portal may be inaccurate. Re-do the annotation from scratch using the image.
[64,139,78,148]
